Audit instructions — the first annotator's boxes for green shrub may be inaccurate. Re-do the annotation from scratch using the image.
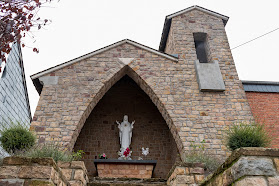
[0,123,36,153]
[22,143,73,162]
[72,150,85,161]
[225,121,271,151]
[184,152,221,172]
[183,140,223,173]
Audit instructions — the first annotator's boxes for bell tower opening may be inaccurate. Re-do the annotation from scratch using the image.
[194,32,209,63]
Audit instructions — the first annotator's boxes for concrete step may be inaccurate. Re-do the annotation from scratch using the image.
[88,177,167,186]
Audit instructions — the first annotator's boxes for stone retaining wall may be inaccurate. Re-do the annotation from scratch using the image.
[58,161,89,186]
[0,157,69,186]
[167,163,205,185]
[201,147,279,186]
[0,157,89,186]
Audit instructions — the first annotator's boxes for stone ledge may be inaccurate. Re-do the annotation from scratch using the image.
[3,157,55,167]
[94,159,157,165]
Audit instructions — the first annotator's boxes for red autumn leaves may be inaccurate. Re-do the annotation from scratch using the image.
[0,0,53,62]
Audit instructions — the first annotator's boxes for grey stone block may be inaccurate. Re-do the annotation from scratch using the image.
[194,60,225,91]
[39,76,59,85]
[0,179,24,186]
[231,156,277,180]
[234,176,267,186]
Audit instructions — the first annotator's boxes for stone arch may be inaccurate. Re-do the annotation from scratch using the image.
[68,65,183,157]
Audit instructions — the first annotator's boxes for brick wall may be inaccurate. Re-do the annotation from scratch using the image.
[96,163,154,179]
[245,92,279,148]
[74,76,178,178]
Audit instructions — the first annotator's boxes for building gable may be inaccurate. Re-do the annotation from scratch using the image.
[31,39,178,80]
[159,5,229,52]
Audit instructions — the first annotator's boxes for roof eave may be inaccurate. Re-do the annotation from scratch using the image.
[242,80,279,86]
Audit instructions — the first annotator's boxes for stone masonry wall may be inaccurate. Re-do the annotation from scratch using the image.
[0,157,69,186]
[201,148,279,186]
[58,161,89,186]
[31,43,185,156]
[245,92,279,148]
[164,9,253,156]
[31,8,253,163]
[0,157,89,186]
[74,76,178,178]
[167,163,205,186]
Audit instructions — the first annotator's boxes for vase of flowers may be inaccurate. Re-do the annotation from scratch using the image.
[99,153,107,159]
[118,147,132,160]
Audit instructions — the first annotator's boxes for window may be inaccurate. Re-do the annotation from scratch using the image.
[193,33,208,63]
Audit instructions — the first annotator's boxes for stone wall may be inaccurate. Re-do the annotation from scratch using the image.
[167,163,204,185]
[0,157,89,186]
[58,161,89,186]
[164,9,253,156]
[0,157,69,185]
[201,148,279,186]
[74,76,178,178]
[245,92,279,148]
[30,42,184,155]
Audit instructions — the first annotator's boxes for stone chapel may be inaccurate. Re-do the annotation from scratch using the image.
[30,5,254,178]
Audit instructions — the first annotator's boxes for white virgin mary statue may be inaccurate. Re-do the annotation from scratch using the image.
[116,115,134,159]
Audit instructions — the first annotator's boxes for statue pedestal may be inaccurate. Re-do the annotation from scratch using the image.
[94,159,157,178]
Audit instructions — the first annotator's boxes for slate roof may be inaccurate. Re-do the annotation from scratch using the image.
[242,81,279,93]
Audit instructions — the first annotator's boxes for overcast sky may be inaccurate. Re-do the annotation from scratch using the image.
[21,0,279,115]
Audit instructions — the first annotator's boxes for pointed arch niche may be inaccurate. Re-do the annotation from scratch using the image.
[74,73,179,178]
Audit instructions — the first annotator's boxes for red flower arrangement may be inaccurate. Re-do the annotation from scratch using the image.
[123,148,131,157]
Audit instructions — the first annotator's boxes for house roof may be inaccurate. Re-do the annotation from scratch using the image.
[159,5,229,52]
[242,80,279,93]
[30,39,178,80]
[17,44,32,121]
[0,43,32,122]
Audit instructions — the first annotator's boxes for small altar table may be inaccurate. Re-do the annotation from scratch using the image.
[94,159,157,178]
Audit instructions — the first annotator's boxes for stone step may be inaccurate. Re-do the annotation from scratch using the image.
[89,177,167,186]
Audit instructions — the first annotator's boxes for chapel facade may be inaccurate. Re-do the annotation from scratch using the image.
[30,6,254,178]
